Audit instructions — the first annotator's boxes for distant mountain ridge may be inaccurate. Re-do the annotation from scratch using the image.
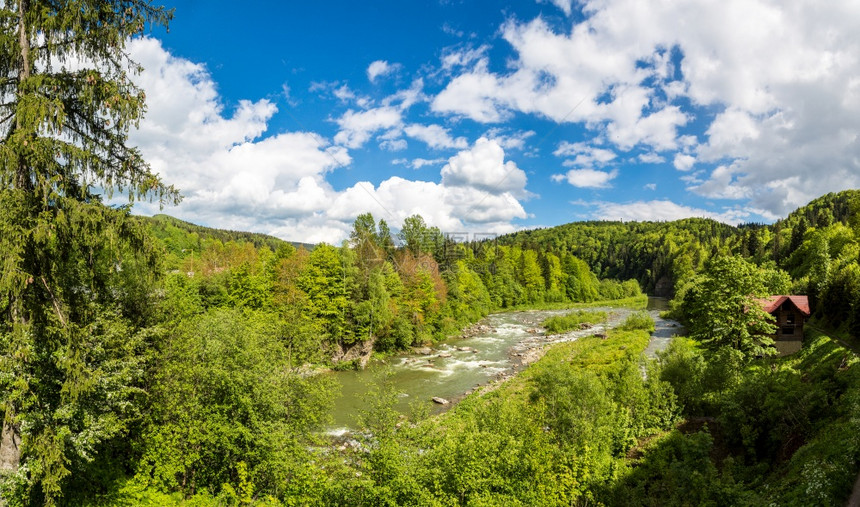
[494,190,860,295]
[139,214,315,255]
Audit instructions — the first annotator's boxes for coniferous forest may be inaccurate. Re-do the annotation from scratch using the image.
[3,2,860,506]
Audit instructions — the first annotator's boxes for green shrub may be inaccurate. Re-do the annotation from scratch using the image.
[619,311,655,332]
[543,310,607,334]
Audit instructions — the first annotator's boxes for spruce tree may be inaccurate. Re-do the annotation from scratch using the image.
[0,1,177,503]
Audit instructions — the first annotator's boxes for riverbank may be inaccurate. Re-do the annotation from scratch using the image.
[327,296,679,429]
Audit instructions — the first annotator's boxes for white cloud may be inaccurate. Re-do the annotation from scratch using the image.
[643,183,657,190]
[333,84,356,102]
[126,39,531,243]
[367,60,397,82]
[484,129,536,150]
[591,200,750,225]
[552,168,618,188]
[410,158,446,169]
[404,123,468,149]
[432,16,690,149]
[333,106,402,148]
[382,78,426,110]
[538,0,574,16]
[432,0,860,215]
[432,60,509,122]
[673,153,696,171]
[379,138,407,151]
[440,45,490,72]
[333,80,425,149]
[440,137,529,197]
[327,177,527,231]
[639,152,665,163]
[554,141,617,166]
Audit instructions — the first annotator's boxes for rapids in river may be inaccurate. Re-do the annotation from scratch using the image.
[327,297,679,430]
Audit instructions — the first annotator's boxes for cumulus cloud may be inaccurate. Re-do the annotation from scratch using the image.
[367,60,397,82]
[484,129,536,150]
[126,39,530,243]
[404,123,468,149]
[333,106,402,148]
[639,152,665,163]
[440,45,490,72]
[379,138,408,151]
[555,141,617,166]
[552,168,618,188]
[410,158,447,169]
[591,200,750,225]
[328,177,527,231]
[440,137,530,197]
[129,39,349,213]
[539,0,574,16]
[673,153,696,171]
[432,16,690,148]
[432,0,860,215]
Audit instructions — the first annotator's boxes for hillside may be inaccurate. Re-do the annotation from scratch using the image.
[5,189,859,505]
[139,214,314,268]
[495,190,860,300]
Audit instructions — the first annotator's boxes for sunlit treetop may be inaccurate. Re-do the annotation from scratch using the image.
[0,0,179,205]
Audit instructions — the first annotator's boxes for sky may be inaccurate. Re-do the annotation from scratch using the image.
[126,0,860,244]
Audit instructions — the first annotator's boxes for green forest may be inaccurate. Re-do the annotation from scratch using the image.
[3,1,860,505]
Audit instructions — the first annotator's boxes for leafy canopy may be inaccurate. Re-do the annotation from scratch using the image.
[0,1,176,504]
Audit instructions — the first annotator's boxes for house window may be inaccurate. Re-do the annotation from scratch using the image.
[782,326,795,336]
[786,313,795,325]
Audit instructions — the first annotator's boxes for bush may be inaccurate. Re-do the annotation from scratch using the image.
[619,311,655,332]
[543,310,607,334]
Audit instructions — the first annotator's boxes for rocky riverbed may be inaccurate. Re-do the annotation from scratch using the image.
[327,300,681,429]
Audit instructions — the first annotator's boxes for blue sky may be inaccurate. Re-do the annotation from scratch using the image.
[127,0,860,243]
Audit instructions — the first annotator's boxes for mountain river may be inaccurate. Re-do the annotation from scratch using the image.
[327,297,679,431]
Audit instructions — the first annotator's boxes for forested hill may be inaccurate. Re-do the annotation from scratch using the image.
[140,214,314,267]
[495,190,860,298]
[496,217,737,296]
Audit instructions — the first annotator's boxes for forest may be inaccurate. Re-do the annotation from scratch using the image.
[4,182,860,505]
[3,1,860,505]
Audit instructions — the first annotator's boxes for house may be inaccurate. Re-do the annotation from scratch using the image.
[758,295,811,355]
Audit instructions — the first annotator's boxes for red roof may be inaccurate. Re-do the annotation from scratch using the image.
[758,295,811,316]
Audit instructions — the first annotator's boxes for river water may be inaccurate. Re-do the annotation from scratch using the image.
[327,297,679,430]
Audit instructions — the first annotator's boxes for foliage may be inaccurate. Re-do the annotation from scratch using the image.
[644,331,860,505]
[678,255,779,358]
[0,1,177,503]
[619,311,656,332]
[0,29,857,502]
[144,214,295,270]
[133,308,334,500]
[607,430,745,506]
[542,310,607,334]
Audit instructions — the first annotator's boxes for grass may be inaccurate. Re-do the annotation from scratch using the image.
[618,311,656,332]
[471,327,652,405]
[543,310,608,334]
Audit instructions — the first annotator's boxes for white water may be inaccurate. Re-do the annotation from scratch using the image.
[327,298,681,429]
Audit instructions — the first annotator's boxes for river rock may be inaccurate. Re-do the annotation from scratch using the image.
[438,352,452,358]
[413,347,433,355]
[431,397,450,405]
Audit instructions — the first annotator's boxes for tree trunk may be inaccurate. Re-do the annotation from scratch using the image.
[0,0,30,477]
[0,418,21,474]
[15,0,32,192]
